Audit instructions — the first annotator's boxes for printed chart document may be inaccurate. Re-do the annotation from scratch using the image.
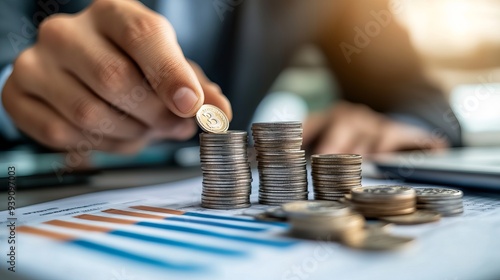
[1,175,500,280]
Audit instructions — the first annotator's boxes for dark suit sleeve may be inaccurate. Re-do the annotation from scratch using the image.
[0,1,38,148]
[0,1,38,68]
[317,0,462,147]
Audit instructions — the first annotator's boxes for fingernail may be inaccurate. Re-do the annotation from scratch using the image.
[173,87,199,114]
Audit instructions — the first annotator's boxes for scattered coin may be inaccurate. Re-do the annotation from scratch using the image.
[341,230,415,251]
[252,122,308,205]
[379,210,441,225]
[196,104,229,133]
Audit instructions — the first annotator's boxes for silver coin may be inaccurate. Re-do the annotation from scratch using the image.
[414,187,463,200]
[259,194,308,200]
[257,150,305,156]
[311,154,362,163]
[282,200,349,217]
[202,186,252,191]
[200,130,247,136]
[416,199,463,206]
[438,207,464,216]
[416,203,463,212]
[257,157,307,163]
[202,195,250,201]
[202,190,251,195]
[201,161,249,165]
[200,147,248,152]
[201,203,251,210]
[351,185,416,201]
[202,173,252,178]
[202,182,252,188]
[203,178,253,184]
[260,179,308,184]
[252,121,302,127]
[201,163,250,169]
[259,188,309,194]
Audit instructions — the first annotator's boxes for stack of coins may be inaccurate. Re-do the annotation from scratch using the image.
[346,185,417,218]
[282,201,414,250]
[252,122,308,205]
[311,154,362,201]
[414,187,464,216]
[199,131,252,209]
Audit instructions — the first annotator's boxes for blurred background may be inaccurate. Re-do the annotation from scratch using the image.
[1,0,500,195]
[255,0,500,146]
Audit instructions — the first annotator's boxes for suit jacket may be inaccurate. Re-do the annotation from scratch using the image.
[0,0,462,149]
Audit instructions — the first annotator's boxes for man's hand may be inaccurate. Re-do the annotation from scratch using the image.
[1,0,231,153]
[303,102,449,155]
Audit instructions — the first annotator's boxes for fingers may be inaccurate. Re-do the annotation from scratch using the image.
[2,79,148,154]
[313,100,449,155]
[303,112,328,148]
[310,102,385,155]
[15,52,148,140]
[376,122,449,153]
[189,61,232,120]
[37,14,187,134]
[36,12,198,141]
[314,119,357,154]
[90,0,204,117]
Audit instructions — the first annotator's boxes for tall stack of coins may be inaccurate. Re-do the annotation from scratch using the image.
[199,131,252,209]
[311,154,362,201]
[196,104,252,209]
[415,187,464,216]
[252,122,308,205]
[346,185,416,218]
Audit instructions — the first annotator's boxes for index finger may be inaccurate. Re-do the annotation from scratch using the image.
[89,0,204,117]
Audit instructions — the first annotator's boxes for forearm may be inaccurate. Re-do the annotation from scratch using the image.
[317,0,461,146]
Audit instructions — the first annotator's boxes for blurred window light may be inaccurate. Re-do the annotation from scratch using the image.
[251,91,309,124]
[394,0,500,62]
[450,83,500,146]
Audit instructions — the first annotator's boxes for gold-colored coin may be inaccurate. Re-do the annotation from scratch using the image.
[342,230,414,251]
[196,104,229,133]
[379,210,441,225]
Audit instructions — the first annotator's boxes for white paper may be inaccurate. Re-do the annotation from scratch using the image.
[1,175,500,280]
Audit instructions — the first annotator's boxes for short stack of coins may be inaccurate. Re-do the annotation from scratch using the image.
[282,200,364,240]
[346,185,416,218]
[311,154,363,201]
[199,131,252,209]
[414,187,464,216]
[252,122,308,205]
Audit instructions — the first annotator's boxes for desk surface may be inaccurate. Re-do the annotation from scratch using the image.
[0,166,201,211]
[1,174,500,280]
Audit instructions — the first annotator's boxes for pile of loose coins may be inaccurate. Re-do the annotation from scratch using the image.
[281,200,415,251]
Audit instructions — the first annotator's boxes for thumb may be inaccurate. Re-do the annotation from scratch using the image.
[155,61,205,118]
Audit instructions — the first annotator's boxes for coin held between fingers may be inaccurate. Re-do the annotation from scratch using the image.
[196,104,230,133]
